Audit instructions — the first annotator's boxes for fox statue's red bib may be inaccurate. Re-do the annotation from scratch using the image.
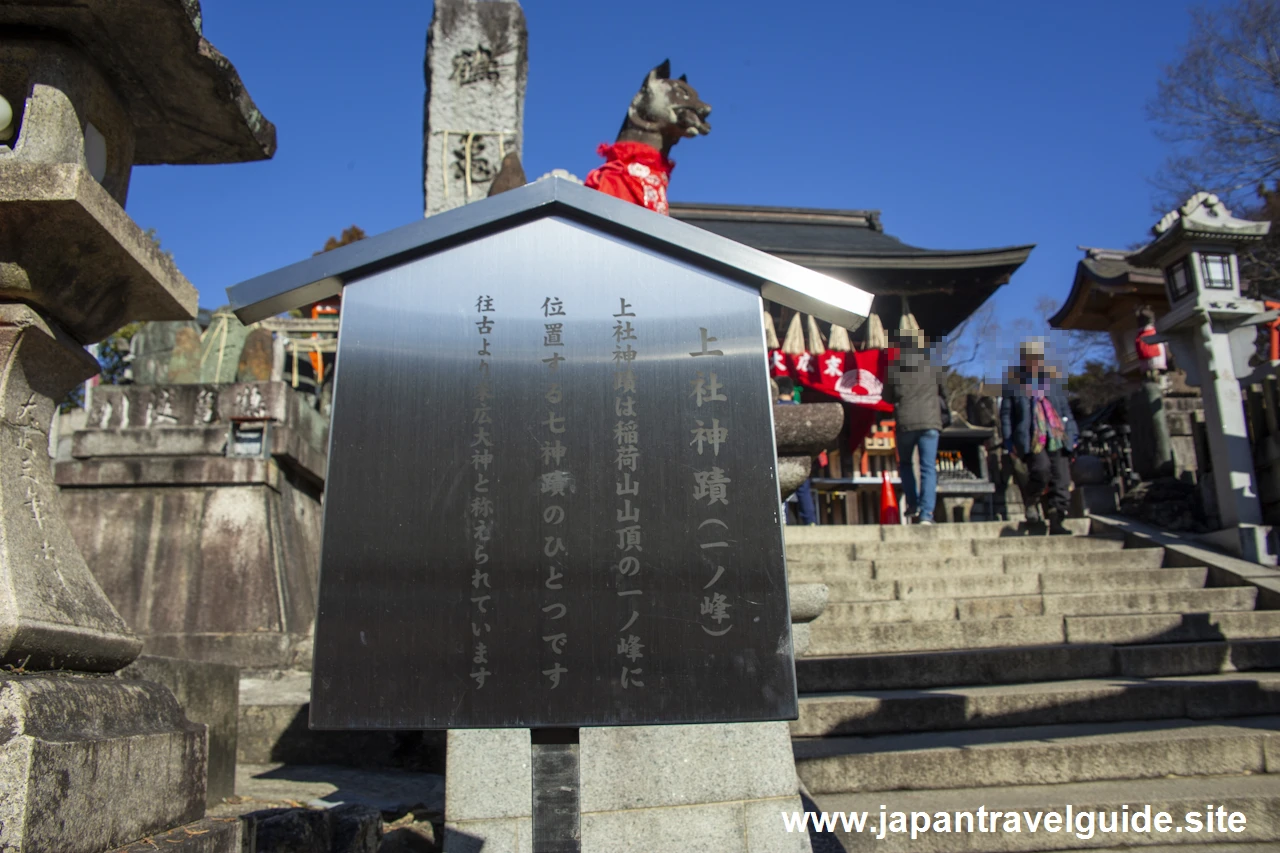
[585,142,675,215]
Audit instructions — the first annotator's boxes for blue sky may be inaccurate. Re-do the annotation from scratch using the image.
[127,0,1203,369]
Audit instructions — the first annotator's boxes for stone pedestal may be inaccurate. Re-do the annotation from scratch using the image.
[445,724,809,853]
[0,303,141,671]
[423,0,528,216]
[0,673,222,853]
[774,402,843,501]
[55,381,328,670]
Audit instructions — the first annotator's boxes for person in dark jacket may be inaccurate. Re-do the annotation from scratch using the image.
[882,330,947,524]
[1000,338,1079,534]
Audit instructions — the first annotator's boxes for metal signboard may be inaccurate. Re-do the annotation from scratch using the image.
[309,216,795,728]
[227,179,872,731]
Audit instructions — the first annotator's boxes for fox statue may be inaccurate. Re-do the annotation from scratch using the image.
[488,59,711,214]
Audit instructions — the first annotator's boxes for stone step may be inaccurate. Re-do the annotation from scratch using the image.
[796,639,1280,693]
[894,573,1043,601]
[787,533,1121,563]
[879,518,1093,542]
[871,556,1002,580]
[809,609,1280,657]
[791,672,1280,737]
[807,616,1066,657]
[787,544,858,564]
[960,588,1259,621]
[1002,548,1166,573]
[824,599,961,624]
[795,716,1280,795]
[1041,587,1257,617]
[853,536,1118,561]
[818,587,1258,625]
[784,518,1092,545]
[972,537,1128,556]
[1080,840,1280,845]
[822,578,899,602]
[811,774,1280,852]
[1039,566,1207,594]
[891,567,1208,603]
[1065,611,1280,645]
[789,549,1169,584]
[787,559,875,583]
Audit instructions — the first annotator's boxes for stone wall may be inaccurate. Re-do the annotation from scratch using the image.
[1127,389,1201,481]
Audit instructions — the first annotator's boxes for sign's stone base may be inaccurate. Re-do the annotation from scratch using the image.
[0,673,209,853]
[444,724,811,853]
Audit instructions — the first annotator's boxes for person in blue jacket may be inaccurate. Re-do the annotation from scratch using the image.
[1000,339,1078,534]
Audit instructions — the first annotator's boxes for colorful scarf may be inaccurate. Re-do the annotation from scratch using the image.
[1030,381,1067,453]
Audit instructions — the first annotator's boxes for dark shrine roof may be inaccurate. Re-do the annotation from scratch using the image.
[669,202,1034,339]
[1048,247,1166,332]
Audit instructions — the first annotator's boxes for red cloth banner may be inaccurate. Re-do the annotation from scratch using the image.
[769,348,897,453]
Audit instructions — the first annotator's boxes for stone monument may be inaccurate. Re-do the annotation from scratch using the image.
[423,0,528,217]
[0,1,274,849]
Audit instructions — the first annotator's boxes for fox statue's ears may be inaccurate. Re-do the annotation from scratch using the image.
[644,59,672,90]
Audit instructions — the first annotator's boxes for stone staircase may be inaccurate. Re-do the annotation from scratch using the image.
[786,519,1280,852]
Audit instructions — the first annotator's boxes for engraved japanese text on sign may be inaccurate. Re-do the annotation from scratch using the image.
[311,218,795,729]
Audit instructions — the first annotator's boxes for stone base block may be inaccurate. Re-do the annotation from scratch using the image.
[239,804,383,853]
[238,671,444,771]
[444,723,811,853]
[118,655,239,805]
[108,817,241,852]
[0,673,207,853]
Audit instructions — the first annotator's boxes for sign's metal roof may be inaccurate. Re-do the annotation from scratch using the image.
[227,177,873,329]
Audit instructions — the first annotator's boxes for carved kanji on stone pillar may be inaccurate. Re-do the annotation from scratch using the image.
[0,304,142,670]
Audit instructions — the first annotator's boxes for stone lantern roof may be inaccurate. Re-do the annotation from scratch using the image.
[1130,192,1271,270]
[0,0,276,164]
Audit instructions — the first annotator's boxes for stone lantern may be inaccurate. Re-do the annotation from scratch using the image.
[0,3,274,850]
[1133,192,1275,563]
